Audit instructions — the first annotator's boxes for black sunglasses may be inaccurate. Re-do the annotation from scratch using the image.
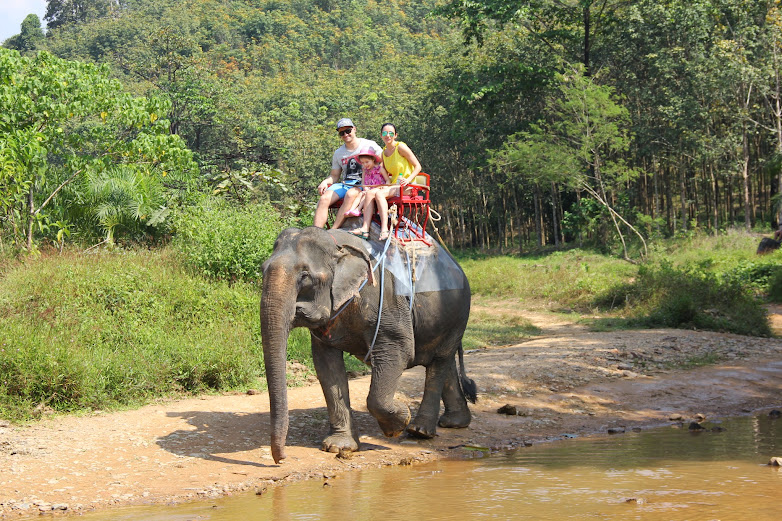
[338,128,354,136]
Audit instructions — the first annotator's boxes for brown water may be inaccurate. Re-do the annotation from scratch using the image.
[82,414,782,520]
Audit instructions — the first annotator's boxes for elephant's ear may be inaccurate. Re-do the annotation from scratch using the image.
[331,246,372,313]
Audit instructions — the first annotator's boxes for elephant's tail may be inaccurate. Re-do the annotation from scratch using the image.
[458,344,477,404]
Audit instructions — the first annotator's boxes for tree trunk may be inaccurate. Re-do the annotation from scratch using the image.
[550,182,560,247]
[742,122,752,231]
[533,185,543,247]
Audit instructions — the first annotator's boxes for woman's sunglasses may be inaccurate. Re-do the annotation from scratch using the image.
[381,131,395,136]
[338,128,353,136]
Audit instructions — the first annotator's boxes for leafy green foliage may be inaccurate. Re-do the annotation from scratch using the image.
[0,48,197,250]
[171,196,289,282]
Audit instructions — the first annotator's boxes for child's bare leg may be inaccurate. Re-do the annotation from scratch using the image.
[357,191,377,233]
[351,192,366,214]
[333,187,360,229]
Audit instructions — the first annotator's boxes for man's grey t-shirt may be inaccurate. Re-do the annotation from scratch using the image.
[331,138,382,185]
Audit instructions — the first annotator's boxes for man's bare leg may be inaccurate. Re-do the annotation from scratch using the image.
[314,190,341,228]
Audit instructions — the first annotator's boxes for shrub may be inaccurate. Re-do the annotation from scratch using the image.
[767,268,782,303]
[172,197,289,282]
[596,261,771,337]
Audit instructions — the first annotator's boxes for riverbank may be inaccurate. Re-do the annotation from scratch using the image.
[2,308,782,518]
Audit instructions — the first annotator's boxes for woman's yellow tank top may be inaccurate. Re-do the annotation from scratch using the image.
[382,142,414,184]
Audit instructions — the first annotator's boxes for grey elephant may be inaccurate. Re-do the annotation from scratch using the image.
[260,226,476,464]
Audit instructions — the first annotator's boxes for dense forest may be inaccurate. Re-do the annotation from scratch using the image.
[4,0,782,256]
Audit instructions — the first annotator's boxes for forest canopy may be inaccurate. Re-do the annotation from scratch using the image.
[3,0,782,256]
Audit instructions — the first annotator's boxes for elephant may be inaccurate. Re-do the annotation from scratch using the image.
[260,226,476,464]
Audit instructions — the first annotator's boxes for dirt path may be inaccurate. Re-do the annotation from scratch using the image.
[2,309,782,517]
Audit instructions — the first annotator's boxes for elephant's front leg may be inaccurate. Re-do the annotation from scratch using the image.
[311,338,360,454]
[366,353,411,437]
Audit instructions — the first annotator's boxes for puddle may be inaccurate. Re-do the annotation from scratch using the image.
[78,413,782,520]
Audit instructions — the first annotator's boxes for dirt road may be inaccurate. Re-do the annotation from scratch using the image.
[2,308,782,517]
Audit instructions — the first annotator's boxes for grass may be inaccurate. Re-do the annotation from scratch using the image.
[0,248,269,420]
[464,308,540,349]
[460,248,636,310]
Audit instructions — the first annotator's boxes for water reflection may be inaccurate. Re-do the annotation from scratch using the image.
[81,414,782,521]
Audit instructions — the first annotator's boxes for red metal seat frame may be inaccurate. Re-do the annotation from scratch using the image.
[386,173,430,245]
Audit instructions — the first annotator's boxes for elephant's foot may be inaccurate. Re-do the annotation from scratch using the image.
[376,404,411,438]
[321,432,360,454]
[438,409,471,429]
[405,419,438,439]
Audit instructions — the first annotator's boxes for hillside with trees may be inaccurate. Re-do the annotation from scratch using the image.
[3,0,782,255]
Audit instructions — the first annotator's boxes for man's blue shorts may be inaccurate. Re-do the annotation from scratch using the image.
[327,182,360,199]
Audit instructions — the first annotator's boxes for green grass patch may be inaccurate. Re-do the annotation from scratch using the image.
[0,249,266,421]
[464,309,540,349]
[460,248,636,310]
[461,231,774,337]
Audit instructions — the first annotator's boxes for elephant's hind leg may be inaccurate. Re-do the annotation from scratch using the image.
[438,356,471,429]
[311,340,361,454]
[406,356,454,438]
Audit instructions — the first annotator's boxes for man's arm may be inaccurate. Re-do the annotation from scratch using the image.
[318,168,341,195]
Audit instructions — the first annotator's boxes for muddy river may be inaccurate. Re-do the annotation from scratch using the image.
[77,413,782,520]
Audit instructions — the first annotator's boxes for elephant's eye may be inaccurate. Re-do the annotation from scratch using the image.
[298,271,318,289]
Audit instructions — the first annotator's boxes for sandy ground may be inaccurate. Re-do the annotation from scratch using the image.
[2,306,782,517]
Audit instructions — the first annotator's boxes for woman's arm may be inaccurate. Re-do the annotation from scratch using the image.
[380,164,391,185]
[397,143,422,185]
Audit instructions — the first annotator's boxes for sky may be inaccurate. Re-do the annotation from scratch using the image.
[0,0,48,43]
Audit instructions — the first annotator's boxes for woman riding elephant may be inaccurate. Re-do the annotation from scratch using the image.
[260,226,475,463]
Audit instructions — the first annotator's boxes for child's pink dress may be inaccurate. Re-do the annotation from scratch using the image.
[363,165,386,188]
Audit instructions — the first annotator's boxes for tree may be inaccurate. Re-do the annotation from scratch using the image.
[3,14,46,53]
[0,49,197,250]
[434,0,626,74]
[491,65,646,259]
[44,0,116,30]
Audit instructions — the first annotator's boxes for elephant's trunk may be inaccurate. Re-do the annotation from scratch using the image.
[260,264,296,464]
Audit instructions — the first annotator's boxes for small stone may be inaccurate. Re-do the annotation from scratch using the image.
[669,414,684,421]
[768,457,782,466]
[52,503,68,511]
[246,389,260,396]
[497,404,517,416]
[694,413,706,422]
[688,422,706,431]
[769,410,781,419]
[607,427,626,434]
